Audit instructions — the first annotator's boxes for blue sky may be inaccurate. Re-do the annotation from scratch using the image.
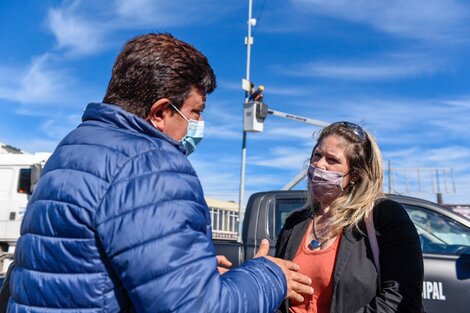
[1,0,470,205]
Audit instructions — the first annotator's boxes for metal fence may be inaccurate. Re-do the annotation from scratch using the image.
[384,165,455,197]
[209,206,239,240]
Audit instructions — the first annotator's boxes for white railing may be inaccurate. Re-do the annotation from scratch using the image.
[209,207,239,240]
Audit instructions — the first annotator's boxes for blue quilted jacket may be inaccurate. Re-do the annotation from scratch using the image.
[9,102,286,312]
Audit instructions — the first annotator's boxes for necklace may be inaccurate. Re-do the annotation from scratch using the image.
[309,215,323,249]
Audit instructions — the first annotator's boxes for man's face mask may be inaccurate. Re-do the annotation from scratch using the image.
[307,165,348,203]
[169,103,204,156]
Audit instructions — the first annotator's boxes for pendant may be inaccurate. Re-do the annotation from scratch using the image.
[309,239,321,249]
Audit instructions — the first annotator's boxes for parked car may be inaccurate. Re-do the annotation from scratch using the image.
[214,191,470,313]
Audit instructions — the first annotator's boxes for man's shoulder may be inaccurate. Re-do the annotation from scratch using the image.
[77,102,184,159]
[47,122,188,185]
[71,120,178,158]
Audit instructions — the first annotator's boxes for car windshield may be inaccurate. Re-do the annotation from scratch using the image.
[404,204,470,255]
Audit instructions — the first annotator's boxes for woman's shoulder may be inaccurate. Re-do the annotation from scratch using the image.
[374,198,404,211]
[373,197,413,227]
[374,197,407,215]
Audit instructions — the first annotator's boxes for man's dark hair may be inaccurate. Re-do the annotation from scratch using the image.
[103,33,216,118]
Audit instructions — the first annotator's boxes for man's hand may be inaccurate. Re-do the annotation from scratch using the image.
[255,239,314,303]
[216,255,232,274]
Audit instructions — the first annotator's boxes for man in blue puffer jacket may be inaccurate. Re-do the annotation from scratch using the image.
[7,33,312,312]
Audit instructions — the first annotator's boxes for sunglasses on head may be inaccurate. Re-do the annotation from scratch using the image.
[331,121,367,142]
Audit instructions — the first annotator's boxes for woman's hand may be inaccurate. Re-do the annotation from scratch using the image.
[216,255,233,274]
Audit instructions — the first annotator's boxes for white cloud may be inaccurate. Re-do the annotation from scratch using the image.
[197,91,470,205]
[304,95,470,146]
[113,0,237,27]
[113,0,195,27]
[383,145,470,170]
[40,115,82,139]
[385,165,462,199]
[191,155,242,202]
[262,125,318,141]
[205,125,241,140]
[250,146,310,170]
[205,100,242,123]
[218,80,242,91]
[381,143,470,201]
[203,100,243,140]
[219,80,307,97]
[281,52,445,81]
[193,141,311,203]
[0,54,78,105]
[443,97,470,109]
[424,147,470,165]
[46,0,241,56]
[382,147,420,162]
[264,85,307,97]
[292,0,470,43]
[47,5,109,56]
[0,112,82,154]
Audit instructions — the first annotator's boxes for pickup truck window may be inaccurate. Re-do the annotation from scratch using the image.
[405,205,470,255]
[271,198,305,237]
[17,168,32,194]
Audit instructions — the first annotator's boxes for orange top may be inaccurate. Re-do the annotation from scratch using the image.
[289,223,342,313]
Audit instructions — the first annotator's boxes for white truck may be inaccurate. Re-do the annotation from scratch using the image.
[0,152,51,275]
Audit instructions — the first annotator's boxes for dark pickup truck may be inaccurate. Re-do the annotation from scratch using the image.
[214,190,470,313]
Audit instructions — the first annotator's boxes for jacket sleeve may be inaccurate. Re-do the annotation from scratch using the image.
[94,152,286,313]
[274,227,290,313]
[357,199,424,313]
[0,262,14,313]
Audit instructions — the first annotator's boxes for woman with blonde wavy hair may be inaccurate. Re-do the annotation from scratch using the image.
[275,121,424,313]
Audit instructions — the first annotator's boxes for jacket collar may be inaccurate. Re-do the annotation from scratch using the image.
[82,102,187,155]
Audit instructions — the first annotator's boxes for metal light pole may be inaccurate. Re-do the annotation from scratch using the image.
[239,0,254,227]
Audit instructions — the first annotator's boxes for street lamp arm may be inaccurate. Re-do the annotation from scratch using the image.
[267,109,330,127]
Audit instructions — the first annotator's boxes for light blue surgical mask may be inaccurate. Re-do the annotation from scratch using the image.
[170,103,204,155]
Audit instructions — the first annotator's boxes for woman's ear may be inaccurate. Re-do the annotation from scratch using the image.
[348,170,359,186]
[147,98,172,131]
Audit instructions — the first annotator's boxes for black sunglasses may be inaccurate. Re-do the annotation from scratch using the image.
[331,121,367,142]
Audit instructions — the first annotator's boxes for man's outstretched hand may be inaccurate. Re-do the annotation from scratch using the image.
[255,239,314,303]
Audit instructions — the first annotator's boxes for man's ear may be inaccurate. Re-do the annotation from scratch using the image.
[147,98,172,131]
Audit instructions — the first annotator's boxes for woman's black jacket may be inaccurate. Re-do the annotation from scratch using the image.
[275,199,424,313]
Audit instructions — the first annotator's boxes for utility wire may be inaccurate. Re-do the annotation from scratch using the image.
[252,0,267,37]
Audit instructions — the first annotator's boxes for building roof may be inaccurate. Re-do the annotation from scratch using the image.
[0,143,22,154]
[205,197,239,212]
